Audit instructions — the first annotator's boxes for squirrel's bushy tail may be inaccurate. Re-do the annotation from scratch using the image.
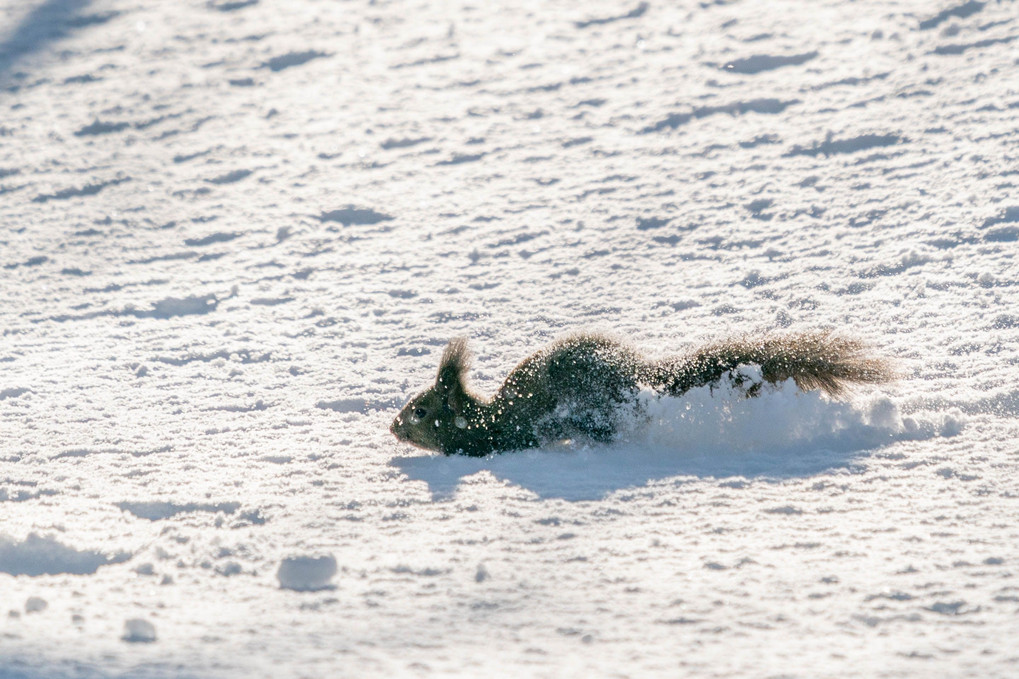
[645,331,895,399]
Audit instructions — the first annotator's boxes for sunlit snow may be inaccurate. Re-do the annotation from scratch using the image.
[1,0,1018,677]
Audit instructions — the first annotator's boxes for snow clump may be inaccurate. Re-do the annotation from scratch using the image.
[277,554,338,591]
[122,618,157,643]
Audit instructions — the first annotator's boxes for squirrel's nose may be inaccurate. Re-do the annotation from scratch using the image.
[390,416,402,436]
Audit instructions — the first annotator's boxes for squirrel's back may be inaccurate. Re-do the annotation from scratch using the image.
[390,331,895,456]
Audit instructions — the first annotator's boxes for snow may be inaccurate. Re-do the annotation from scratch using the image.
[0,534,130,577]
[1,0,1019,677]
[120,619,156,644]
[277,554,338,592]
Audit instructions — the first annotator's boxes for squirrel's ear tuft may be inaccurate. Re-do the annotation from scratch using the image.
[436,337,471,414]
[436,336,471,390]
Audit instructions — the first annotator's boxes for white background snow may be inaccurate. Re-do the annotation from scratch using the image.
[1,0,1018,676]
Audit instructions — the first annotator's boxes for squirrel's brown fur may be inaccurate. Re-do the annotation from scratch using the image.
[390,331,895,456]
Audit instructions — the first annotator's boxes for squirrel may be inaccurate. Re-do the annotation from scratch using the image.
[390,331,895,457]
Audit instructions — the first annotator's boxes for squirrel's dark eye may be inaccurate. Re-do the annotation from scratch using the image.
[414,407,427,419]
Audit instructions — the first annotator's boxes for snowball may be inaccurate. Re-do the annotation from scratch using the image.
[25,597,47,613]
[122,618,157,643]
[475,563,490,583]
[217,561,242,576]
[277,554,337,591]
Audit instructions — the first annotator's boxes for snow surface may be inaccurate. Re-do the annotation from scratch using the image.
[1,0,1018,677]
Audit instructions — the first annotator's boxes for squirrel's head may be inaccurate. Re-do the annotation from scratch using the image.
[391,337,475,454]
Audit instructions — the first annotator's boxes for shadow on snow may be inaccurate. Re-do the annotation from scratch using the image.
[0,0,100,86]
[390,390,963,502]
[393,440,874,502]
